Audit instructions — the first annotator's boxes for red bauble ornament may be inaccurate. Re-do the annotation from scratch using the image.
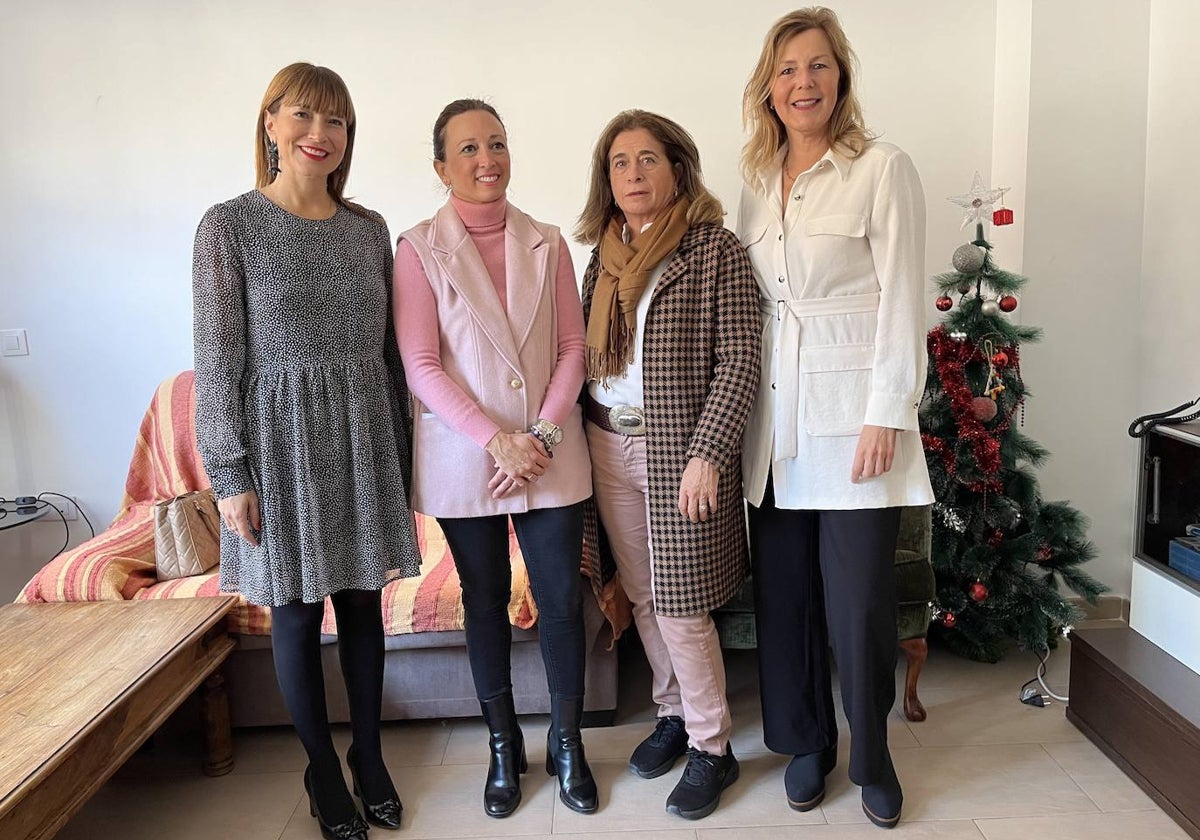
[993,207,1014,226]
[1037,545,1053,563]
[998,295,1018,313]
[992,350,1009,368]
[942,612,957,628]
[969,581,989,602]
[971,396,998,422]
[988,529,1004,547]
[935,295,953,312]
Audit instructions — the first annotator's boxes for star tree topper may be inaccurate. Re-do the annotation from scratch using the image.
[948,171,1010,230]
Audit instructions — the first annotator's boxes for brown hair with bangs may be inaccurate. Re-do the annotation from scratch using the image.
[575,109,723,246]
[740,7,874,183]
[255,62,371,218]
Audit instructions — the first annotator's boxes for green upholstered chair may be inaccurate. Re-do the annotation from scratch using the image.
[894,504,934,722]
[714,504,935,722]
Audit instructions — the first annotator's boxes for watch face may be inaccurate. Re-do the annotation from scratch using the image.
[540,422,563,445]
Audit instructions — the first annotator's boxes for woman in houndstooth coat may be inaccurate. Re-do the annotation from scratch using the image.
[577,109,760,820]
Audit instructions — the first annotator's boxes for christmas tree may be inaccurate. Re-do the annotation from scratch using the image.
[919,173,1105,663]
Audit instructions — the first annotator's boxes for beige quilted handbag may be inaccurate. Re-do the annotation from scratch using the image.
[154,489,221,580]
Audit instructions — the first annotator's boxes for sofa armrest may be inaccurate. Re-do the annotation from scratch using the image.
[16,514,158,604]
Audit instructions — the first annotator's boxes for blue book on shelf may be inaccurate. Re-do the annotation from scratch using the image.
[1168,539,1200,583]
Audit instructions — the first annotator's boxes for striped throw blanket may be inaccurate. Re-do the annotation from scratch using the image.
[17,371,629,641]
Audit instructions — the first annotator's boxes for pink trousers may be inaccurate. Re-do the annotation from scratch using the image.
[586,422,732,755]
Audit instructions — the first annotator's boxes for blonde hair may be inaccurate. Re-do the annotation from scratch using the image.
[740,7,874,182]
[575,110,724,246]
[255,63,371,219]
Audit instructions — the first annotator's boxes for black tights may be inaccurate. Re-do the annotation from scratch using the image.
[270,588,393,818]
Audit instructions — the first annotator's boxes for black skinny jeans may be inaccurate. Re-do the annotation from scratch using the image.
[438,502,586,702]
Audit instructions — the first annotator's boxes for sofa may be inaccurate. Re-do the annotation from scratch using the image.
[17,371,626,727]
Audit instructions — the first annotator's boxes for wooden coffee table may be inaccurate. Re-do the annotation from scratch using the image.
[0,597,239,840]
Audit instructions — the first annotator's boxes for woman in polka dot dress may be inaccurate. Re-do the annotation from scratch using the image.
[192,63,418,840]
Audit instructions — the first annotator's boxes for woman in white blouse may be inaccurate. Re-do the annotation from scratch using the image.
[737,7,933,830]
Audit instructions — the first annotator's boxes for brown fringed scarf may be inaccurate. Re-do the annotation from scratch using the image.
[586,198,692,382]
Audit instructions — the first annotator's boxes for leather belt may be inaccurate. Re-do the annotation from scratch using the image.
[585,395,646,436]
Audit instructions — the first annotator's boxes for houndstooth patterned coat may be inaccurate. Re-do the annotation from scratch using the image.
[582,223,761,616]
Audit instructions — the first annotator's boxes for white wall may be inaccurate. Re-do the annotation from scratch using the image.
[0,0,998,595]
[1015,0,1149,598]
[1141,0,1200,411]
[15,1,1171,607]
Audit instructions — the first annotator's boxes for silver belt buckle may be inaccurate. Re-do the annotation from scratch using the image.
[608,404,646,436]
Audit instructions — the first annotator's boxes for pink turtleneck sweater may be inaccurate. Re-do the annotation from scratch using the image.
[394,194,585,449]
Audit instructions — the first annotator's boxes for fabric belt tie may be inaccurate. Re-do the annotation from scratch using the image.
[584,394,646,436]
[759,292,881,460]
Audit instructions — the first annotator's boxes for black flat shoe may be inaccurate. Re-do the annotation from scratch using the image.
[303,765,369,840]
[784,744,837,811]
[347,744,403,830]
[860,754,903,829]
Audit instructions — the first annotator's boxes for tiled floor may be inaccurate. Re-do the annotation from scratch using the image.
[58,623,1189,839]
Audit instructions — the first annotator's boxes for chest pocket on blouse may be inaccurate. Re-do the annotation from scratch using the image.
[805,214,866,237]
[800,343,874,436]
[804,214,867,281]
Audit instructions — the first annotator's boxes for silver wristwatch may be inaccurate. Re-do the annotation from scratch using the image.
[528,418,563,456]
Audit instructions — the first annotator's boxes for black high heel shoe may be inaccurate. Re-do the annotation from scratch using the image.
[303,765,368,840]
[347,744,404,829]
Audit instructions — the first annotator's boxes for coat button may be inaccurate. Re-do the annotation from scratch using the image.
[778,234,783,241]
[777,276,785,283]
[509,378,522,389]
[771,383,776,390]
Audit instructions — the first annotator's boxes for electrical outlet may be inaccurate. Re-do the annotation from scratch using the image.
[1,328,29,357]
[59,498,78,522]
[39,496,78,521]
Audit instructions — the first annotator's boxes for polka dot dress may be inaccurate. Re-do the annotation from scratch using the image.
[192,190,421,607]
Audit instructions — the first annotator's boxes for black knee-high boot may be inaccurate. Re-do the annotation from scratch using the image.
[270,600,365,838]
[480,692,527,817]
[545,696,598,813]
[332,588,402,830]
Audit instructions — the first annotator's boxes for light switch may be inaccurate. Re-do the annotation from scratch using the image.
[1,329,29,356]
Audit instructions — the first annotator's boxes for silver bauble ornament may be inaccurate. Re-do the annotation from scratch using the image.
[981,299,1000,317]
[950,330,968,342]
[952,243,985,273]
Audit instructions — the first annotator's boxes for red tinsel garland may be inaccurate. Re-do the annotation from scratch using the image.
[925,326,1020,491]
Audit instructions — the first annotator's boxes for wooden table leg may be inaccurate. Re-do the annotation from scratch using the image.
[201,670,234,776]
[900,637,928,723]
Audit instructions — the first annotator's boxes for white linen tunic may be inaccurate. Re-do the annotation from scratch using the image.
[738,142,934,510]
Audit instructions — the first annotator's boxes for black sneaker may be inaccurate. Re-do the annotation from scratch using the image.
[629,715,688,779]
[664,746,739,820]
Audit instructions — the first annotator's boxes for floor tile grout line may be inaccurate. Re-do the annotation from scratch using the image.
[1038,740,1101,810]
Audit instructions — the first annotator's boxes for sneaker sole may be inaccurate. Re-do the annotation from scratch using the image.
[665,761,740,821]
[861,799,901,829]
[629,753,684,780]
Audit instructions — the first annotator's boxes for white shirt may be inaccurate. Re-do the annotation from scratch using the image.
[588,223,672,409]
[737,142,934,510]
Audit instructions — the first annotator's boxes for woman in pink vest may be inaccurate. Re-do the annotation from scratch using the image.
[393,99,596,819]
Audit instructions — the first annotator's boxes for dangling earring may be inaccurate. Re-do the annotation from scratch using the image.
[768,103,776,112]
[267,139,280,177]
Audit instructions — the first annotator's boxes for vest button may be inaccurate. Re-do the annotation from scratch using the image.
[510,378,522,389]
